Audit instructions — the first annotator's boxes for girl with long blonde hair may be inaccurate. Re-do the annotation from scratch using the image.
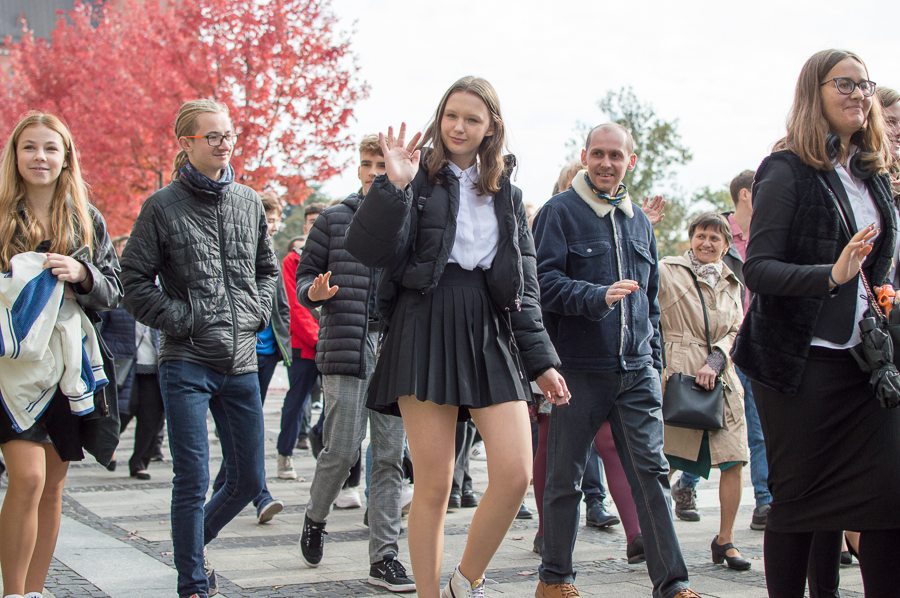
[0,112,122,598]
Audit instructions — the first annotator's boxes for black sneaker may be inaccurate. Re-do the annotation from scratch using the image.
[203,548,218,596]
[585,502,620,529]
[300,514,328,568]
[368,553,416,592]
[750,503,770,530]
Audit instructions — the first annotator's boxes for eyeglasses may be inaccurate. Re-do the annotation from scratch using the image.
[184,134,239,147]
[820,77,877,97]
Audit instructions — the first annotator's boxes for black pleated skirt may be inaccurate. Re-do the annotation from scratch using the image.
[367,264,528,421]
[752,346,900,533]
[0,388,87,461]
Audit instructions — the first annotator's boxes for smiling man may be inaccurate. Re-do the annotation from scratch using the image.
[532,124,699,598]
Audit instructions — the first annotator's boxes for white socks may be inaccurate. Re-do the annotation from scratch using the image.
[3,594,24,598]
[25,593,43,598]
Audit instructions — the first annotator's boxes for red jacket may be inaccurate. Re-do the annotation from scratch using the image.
[282,250,319,359]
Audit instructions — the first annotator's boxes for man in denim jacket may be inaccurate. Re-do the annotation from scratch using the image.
[532,124,697,598]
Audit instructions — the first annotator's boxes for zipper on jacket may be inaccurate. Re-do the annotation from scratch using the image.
[186,289,196,346]
[610,213,625,359]
[504,308,525,380]
[216,200,239,370]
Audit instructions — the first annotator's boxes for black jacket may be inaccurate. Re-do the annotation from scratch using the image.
[296,194,374,378]
[120,176,279,376]
[345,158,561,381]
[731,150,896,394]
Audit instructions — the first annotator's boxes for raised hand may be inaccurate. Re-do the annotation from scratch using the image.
[379,123,422,189]
[641,195,667,226]
[308,271,339,302]
[831,224,878,286]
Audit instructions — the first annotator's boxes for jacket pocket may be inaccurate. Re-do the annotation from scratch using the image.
[567,240,613,283]
[631,241,655,288]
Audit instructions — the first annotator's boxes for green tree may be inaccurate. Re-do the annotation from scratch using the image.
[691,186,734,216]
[273,186,331,255]
[572,87,694,257]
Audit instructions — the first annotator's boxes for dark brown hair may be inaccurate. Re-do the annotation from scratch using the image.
[689,212,733,256]
[729,170,755,206]
[418,76,508,196]
[304,202,327,219]
[774,49,889,173]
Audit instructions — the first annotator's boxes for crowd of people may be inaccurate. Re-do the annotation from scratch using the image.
[1,47,899,598]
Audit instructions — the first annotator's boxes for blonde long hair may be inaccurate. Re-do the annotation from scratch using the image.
[0,112,93,271]
[171,99,230,180]
[775,49,890,173]
[418,77,508,196]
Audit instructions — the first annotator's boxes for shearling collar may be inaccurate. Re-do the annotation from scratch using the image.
[571,170,633,219]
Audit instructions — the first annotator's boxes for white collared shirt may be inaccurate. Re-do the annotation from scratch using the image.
[812,149,882,349]
[447,161,498,271]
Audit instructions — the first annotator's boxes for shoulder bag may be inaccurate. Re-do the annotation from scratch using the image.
[661,272,726,430]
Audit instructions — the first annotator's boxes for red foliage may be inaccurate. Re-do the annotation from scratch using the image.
[0,0,366,235]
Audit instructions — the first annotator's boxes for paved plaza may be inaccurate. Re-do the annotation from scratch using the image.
[1,368,866,597]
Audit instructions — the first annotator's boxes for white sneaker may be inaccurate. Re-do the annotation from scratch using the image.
[257,499,284,524]
[333,487,363,509]
[277,454,297,479]
[400,480,414,516]
[441,565,485,598]
[470,441,486,461]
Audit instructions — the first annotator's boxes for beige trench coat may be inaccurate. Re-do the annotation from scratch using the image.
[659,254,749,466]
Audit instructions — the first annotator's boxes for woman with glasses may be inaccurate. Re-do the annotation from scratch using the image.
[732,49,900,598]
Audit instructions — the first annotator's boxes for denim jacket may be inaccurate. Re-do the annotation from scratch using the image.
[533,186,661,373]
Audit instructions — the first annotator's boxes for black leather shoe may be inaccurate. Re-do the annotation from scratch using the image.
[711,536,751,571]
[626,533,645,564]
[585,502,620,529]
[516,502,533,520]
[460,491,479,508]
[448,492,461,509]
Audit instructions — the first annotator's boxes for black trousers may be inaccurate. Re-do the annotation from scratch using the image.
[119,373,165,474]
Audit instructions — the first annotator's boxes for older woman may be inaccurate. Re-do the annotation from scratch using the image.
[732,49,900,598]
[660,213,750,571]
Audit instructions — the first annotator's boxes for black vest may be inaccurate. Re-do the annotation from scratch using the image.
[731,150,896,394]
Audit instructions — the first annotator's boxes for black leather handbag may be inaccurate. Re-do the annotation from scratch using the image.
[661,273,726,431]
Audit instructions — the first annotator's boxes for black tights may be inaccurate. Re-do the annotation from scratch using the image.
[764,528,900,598]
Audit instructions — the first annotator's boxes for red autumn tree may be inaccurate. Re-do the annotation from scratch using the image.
[0,0,366,235]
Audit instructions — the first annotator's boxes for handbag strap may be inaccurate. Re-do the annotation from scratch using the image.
[660,269,713,370]
[815,172,884,322]
[690,272,714,355]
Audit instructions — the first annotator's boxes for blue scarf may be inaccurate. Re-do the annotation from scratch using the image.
[583,172,628,207]
[179,161,234,200]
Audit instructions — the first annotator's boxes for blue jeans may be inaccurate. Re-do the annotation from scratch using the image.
[159,361,265,598]
[213,351,279,511]
[540,366,690,598]
[581,447,606,506]
[276,354,319,456]
[679,368,771,507]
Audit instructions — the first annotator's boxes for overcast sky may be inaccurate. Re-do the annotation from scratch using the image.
[317,0,900,207]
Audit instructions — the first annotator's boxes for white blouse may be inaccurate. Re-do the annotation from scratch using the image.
[811,150,883,349]
[447,161,499,271]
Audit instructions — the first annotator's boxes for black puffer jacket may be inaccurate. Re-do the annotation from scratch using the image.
[120,177,278,375]
[297,194,374,379]
[345,157,561,380]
